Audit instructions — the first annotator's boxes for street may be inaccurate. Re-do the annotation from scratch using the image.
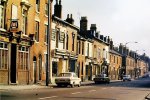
[0,77,150,100]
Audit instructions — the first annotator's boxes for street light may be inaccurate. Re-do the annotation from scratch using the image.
[125,41,138,47]
[125,41,138,55]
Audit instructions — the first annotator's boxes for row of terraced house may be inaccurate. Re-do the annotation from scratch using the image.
[0,0,149,85]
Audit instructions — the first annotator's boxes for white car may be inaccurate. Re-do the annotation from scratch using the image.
[55,72,81,88]
[123,75,131,81]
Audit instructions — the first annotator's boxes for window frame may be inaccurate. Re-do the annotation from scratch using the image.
[0,5,4,29]
[35,21,39,42]
[0,42,8,70]
[18,46,29,70]
[36,0,40,12]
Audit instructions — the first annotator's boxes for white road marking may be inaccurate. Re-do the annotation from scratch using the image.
[88,90,96,92]
[38,96,58,100]
[102,88,106,89]
[71,92,81,94]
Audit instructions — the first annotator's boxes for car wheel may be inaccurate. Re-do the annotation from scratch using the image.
[71,82,75,88]
[78,82,81,87]
[95,81,98,84]
[57,84,61,87]
[107,81,110,84]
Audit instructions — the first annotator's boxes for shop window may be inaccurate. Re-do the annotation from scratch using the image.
[18,46,29,70]
[0,42,8,69]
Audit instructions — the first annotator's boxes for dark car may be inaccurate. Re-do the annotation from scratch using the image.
[94,74,110,84]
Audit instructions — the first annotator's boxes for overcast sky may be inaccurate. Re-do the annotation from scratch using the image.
[54,0,150,56]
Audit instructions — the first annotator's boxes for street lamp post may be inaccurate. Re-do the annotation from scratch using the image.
[46,0,53,86]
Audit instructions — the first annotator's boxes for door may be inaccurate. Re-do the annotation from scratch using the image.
[33,61,37,83]
[10,44,17,83]
[39,55,42,80]
[33,56,37,83]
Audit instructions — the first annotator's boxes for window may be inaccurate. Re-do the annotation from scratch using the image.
[79,41,81,54]
[82,41,84,55]
[45,3,48,16]
[114,56,115,63]
[35,21,39,42]
[0,4,4,28]
[0,42,8,69]
[18,46,29,70]
[22,9,27,35]
[63,34,65,49]
[66,34,69,50]
[117,57,118,64]
[81,62,83,75]
[87,43,89,56]
[44,25,48,43]
[56,29,59,48]
[72,33,75,51]
[36,0,40,12]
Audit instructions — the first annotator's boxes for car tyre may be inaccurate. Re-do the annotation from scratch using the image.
[78,82,81,87]
[57,84,61,87]
[71,82,75,88]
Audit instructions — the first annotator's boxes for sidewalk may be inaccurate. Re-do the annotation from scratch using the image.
[0,80,121,91]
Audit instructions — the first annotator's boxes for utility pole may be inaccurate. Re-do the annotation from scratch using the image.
[46,0,53,86]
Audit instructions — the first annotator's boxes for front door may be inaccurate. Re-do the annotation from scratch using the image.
[10,44,17,83]
[33,61,37,83]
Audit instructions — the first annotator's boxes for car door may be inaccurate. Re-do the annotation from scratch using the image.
[73,73,80,85]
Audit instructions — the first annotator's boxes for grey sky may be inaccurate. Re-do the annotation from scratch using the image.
[56,0,150,56]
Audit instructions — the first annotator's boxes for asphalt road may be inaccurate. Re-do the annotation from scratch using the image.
[0,77,150,100]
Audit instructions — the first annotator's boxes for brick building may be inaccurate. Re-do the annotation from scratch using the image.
[109,40,122,80]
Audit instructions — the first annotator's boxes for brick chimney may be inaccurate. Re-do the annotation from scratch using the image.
[66,14,74,24]
[90,24,97,32]
[110,39,113,50]
[80,16,88,33]
[54,0,62,18]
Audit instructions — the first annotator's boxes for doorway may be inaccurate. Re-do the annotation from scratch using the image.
[33,56,37,83]
[39,55,42,80]
[10,44,17,83]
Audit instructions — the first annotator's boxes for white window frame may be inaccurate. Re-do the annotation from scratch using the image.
[0,5,4,29]
[22,9,27,35]
[45,3,48,16]
[36,0,40,12]
[35,21,39,42]
[18,46,29,70]
[44,24,48,44]
[0,42,8,70]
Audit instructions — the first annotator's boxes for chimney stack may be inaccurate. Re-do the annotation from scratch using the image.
[80,16,88,33]
[54,0,62,18]
[90,24,97,32]
[66,14,74,24]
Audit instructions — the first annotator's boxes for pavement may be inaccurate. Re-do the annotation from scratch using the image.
[0,80,121,91]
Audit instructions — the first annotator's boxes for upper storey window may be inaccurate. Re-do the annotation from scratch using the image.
[36,0,40,12]
[0,2,4,29]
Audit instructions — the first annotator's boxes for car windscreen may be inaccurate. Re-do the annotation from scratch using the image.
[58,73,71,77]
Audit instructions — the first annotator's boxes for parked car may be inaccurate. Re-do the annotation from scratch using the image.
[55,72,81,88]
[93,74,110,84]
[122,75,131,81]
